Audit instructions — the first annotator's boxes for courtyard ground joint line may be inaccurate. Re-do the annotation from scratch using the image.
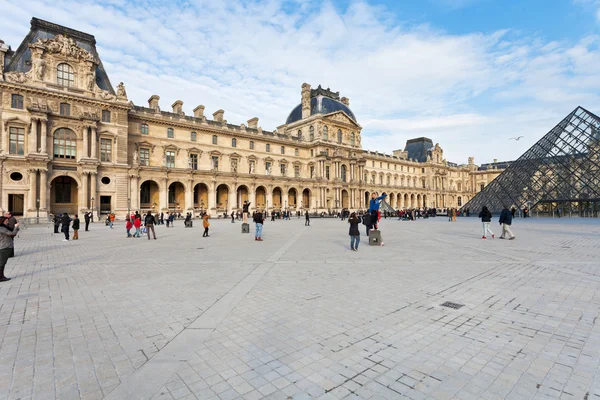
[103,228,306,400]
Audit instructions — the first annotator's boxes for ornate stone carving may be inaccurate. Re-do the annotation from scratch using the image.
[99,91,114,101]
[85,68,96,91]
[30,34,98,63]
[5,72,28,83]
[231,159,238,173]
[116,82,127,98]
[33,57,45,80]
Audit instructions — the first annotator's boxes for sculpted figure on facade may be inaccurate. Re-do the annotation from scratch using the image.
[86,68,96,91]
[33,56,45,80]
[5,72,28,84]
[133,150,139,165]
[32,34,97,63]
[116,82,127,98]
[231,159,238,173]
[249,162,255,174]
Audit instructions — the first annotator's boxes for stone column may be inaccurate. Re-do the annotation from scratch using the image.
[249,190,256,212]
[208,181,216,212]
[162,178,169,211]
[82,126,89,159]
[28,170,37,211]
[229,187,236,213]
[90,128,97,159]
[40,119,48,154]
[39,169,48,212]
[81,172,89,210]
[90,172,97,219]
[29,119,38,155]
[130,175,139,211]
[185,179,193,210]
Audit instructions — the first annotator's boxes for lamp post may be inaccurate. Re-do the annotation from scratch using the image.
[36,198,40,224]
[91,197,95,222]
[127,197,131,216]
[200,200,205,216]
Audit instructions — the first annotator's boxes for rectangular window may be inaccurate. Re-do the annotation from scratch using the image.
[294,165,300,178]
[281,146,285,154]
[9,127,25,155]
[141,124,149,135]
[191,132,197,142]
[266,144,271,152]
[380,162,382,168]
[101,110,111,123]
[212,135,218,145]
[189,153,198,170]
[280,164,286,176]
[167,128,174,138]
[326,166,330,180]
[100,138,112,162]
[212,156,219,171]
[394,165,397,170]
[265,161,271,175]
[480,184,485,192]
[140,148,150,166]
[250,141,254,150]
[422,168,425,173]
[11,94,23,109]
[310,166,315,178]
[372,161,375,167]
[295,148,299,156]
[60,103,70,116]
[166,151,175,168]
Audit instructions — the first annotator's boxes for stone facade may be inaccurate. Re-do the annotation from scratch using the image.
[0,18,503,218]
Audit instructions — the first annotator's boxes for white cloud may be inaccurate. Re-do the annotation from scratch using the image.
[2,0,600,164]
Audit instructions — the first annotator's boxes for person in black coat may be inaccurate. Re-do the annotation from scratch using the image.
[348,212,362,251]
[478,206,494,239]
[499,207,515,240]
[61,213,72,241]
[84,212,91,231]
[362,212,372,236]
[305,211,310,226]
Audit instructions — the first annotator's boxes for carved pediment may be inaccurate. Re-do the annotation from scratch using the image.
[247,155,258,161]
[163,144,180,155]
[30,34,98,64]
[3,117,29,131]
[136,141,156,152]
[323,111,360,127]
[187,147,202,155]
[229,152,242,160]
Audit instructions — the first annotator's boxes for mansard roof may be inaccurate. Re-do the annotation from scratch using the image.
[4,17,115,94]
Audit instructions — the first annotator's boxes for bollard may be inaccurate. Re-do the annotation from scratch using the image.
[241,223,249,233]
[369,229,382,246]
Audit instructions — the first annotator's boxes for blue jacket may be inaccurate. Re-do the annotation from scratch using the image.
[368,193,387,212]
[499,209,512,225]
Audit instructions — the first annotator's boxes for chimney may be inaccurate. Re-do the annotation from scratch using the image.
[172,100,183,115]
[493,158,498,163]
[193,105,205,118]
[213,109,224,122]
[0,40,9,75]
[301,83,311,119]
[341,97,350,106]
[148,95,160,110]
[247,117,259,129]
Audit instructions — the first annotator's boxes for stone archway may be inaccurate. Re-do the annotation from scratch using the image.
[50,175,78,215]
[288,188,297,209]
[272,187,283,209]
[302,188,311,209]
[140,179,160,211]
[216,184,229,211]
[404,193,409,209]
[193,183,209,210]
[417,194,421,208]
[168,182,185,212]
[256,186,267,209]
[237,185,249,209]
[341,189,349,209]
[389,193,395,209]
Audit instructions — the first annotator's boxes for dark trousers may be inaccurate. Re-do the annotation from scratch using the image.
[371,210,378,229]
[146,224,156,239]
[62,227,69,240]
[85,221,90,231]
[0,248,11,278]
[203,227,209,237]
[305,220,310,226]
[54,224,60,233]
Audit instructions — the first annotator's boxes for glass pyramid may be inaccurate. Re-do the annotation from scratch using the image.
[463,106,600,216]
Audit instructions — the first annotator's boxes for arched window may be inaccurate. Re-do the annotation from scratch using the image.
[323,126,328,141]
[309,126,314,141]
[57,63,75,87]
[350,132,355,145]
[337,129,342,144]
[53,128,77,159]
[232,138,237,148]
[341,165,347,182]
[458,197,462,206]
[141,123,149,135]
[297,130,303,141]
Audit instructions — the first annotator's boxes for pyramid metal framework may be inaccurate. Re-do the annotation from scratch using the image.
[462,106,600,214]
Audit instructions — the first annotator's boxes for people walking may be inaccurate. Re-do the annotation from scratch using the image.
[254,210,264,241]
[348,212,362,251]
[84,212,91,231]
[53,214,61,234]
[144,211,157,240]
[61,213,71,241]
[109,212,115,228]
[305,212,310,226]
[478,206,494,239]
[125,218,133,237]
[451,208,457,222]
[72,215,80,240]
[231,211,235,223]
[0,216,19,282]
[499,206,515,240]
[165,212,170,228]
[3,212,17,257]
[271,211,275,222]
[202,214,210,237]
[133,216,141,237]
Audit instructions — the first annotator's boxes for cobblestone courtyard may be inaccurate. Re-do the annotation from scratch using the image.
[1,216,599,400]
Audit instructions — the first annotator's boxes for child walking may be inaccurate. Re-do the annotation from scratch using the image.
[348,212,362,251]
[202,214,210,237]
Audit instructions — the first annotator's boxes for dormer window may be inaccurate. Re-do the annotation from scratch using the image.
[57,63,75,88]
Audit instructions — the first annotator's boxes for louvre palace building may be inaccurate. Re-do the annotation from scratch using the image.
[0,18,503,219]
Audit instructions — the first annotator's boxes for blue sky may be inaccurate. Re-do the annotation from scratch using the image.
[2,0,600,164]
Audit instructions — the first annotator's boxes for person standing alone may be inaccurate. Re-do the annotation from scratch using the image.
[305,211,310,226]
[61,213,71,241]
[84,212,91,231]
[348,212,361,251]
[254,210,264,241]
[202,214,210,237]
[499,206,515,240]
[0,216,19,282]
[243,201,251,224]
[144,211,157,240]
[72,215,80,240]
[478,206,494,239]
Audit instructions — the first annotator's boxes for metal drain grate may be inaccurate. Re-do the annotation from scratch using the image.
[440,301,464,310]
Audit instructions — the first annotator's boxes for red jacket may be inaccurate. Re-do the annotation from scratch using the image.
[126,220,133,230]
[133,218,141,228]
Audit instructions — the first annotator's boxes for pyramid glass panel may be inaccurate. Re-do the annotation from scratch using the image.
[462,107,600,216]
